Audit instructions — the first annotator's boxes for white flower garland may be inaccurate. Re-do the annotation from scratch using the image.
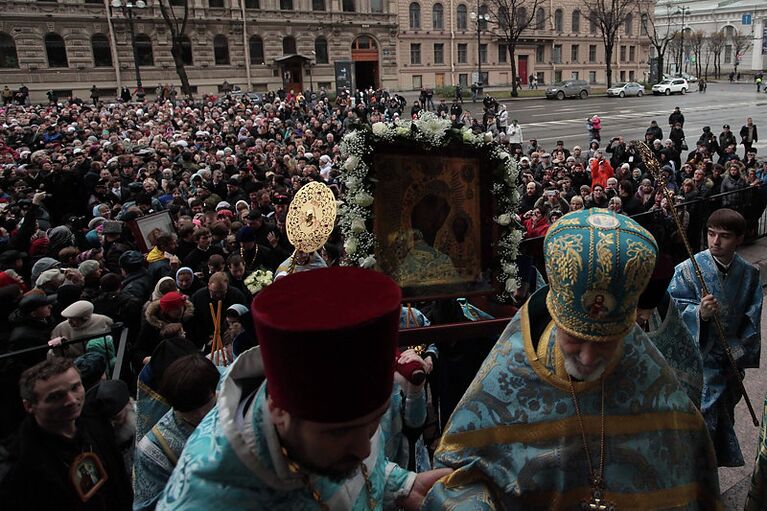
[339,112,522,301]
[244,269,274,295]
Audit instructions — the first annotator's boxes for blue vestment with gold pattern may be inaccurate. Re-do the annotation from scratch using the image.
[668,249,762,467]
[156,347,416,510]
[422,287,721,510]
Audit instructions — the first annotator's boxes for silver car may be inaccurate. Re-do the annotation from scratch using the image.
[606,82,645,98]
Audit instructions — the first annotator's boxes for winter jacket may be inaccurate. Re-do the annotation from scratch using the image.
[134,299,195,366]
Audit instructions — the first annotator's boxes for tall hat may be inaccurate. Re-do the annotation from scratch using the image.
[252,267,401,423]
[544,209,657,342]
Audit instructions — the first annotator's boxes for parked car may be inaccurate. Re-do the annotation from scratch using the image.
[606,82,645,97]
[663,72,698,83]
[652,78,689,96]
[545,80,591,100]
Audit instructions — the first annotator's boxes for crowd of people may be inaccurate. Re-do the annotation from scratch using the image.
[0,85,764,509]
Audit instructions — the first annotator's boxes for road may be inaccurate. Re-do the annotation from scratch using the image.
[454,82,767,155]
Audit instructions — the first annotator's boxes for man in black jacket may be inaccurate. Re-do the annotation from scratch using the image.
[740,117,759,155]
[668,106,685,128]
[188,271,247,349]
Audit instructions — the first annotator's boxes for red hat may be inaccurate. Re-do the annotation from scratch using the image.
[252,267,401,423]
[159,291,187,314]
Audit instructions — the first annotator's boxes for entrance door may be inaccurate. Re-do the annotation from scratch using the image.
[435,73,445,87]
[282,62,303,93]
[351,36,380,89]
[518,55,528,84]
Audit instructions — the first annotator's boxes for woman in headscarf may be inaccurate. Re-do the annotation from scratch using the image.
[175,266,203,297]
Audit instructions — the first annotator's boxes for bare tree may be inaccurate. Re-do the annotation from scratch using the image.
[732,34,752,75]
[584,0,639,88]
[687,30,705,79]
[640,3,677,84]
[706,32,726,79]
[156,0,193,97]
[485,0,545,97]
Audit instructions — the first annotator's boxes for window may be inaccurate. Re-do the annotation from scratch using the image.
[619,45,626,62]
[724,26,735,39]
[624,13,632,35]
[283,36,296,54]
[479,43,487,64]
[249,35,264,65]
[412,75,422,89]
[245,0,259,7]
[176,35,193,65]
[209,0,224,6]
[589,70,597,84]
[641,14,649,35]
[91,34,112,67]
[620,70,626,81]
[571,44,579,63]
[498,43,507,63]
[629,45,635,62]
[342,0,354,12]
[409,3,421,29]
[588,44,596,63]
[44,33,68,68]
[554,70,562,82]
[433,3,444,29]
[0,32,18,68]
[554,9,563,32]
[214,35,230,65]
[280,0,293,10]
[434,43,444,64]
[457,43,467,63]
[498,7,509,30]
[571,10,580,33]
[535,8,545,30]
[552,44,562,64]
[724,44,732,63]
[516,7,527,28]
[315,37,328,64]
[170,0,185,4]
[589,16,597,34]
[457,5,468,30]
[370,0,382,13]
[459,73,468,86]
[535,45,544,62]
[536,71,544,84]
[410,43,421,64]
[629,70,635,80]
[479,4,489,31]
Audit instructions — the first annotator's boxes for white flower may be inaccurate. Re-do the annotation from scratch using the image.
[483,132,494,143]
[414,112,451,142]
[371,122,389,137]
[359,255,376,268]
[498,151,510,161]
[351,217,366,234]
[345,176,360,190]
[396,126,410,137]
[495,213,512,226]
[344,238,358,255]
[343,155,360,171]
[505,277,519,294]
[462,130,476,143]
[353,192,374,207]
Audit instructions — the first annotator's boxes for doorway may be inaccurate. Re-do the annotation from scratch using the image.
[435,73,445,87]
[518,55,528,84]
[354,61,377,90]
[351,35,379,90]
[282,62,303,93]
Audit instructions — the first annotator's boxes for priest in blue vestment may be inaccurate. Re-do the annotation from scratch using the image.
[424,208,721,510]
[669,208,763,467]
[156,267,450,510]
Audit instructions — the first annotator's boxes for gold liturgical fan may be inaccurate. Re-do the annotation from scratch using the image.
[285,182,337,273]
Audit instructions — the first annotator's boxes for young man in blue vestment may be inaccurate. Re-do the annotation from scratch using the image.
[156,267,450,510]
[423,208,721,510]
[669,208,763,467]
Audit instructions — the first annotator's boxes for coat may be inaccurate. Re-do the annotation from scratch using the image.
[188,287,248,348]
[589,158,614,188]
[134,299,195,366]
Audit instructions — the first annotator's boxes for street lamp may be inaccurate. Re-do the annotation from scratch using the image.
[675,6,690,74]
[470,4,490,87]
[111,0,147,89]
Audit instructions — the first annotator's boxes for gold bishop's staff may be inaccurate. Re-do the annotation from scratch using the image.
[634,140,758,427]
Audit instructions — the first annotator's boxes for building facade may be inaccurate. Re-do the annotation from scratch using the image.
[396,0,653,89]
[0,0,399,102]
[655,0,766,76]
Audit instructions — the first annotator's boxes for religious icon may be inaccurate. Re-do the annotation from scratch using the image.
[582,290,615,319]
[70,452,108,503]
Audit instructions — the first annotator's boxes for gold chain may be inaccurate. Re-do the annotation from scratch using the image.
[240,245,258,271]
[280,446,376,510]
[568,375,607,492]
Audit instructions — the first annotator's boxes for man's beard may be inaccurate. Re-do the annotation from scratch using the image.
[563,352,609,382]
[112,399,137,445]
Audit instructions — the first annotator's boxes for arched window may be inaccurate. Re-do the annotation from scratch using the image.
[478,4,489,31]
[640,14,649,35]
[409,3,421,29]
[44,32,68,68]
[589,15,597,34]
[135,34,153,66]
[554,9,563,32]
[457,4,467,30]
[91,34,112,67]
[342,0,354,12]
[498,6,509,30]
[0,32,19,69]
[723,25,736,38]
[571,10,580,33]
[213,34,229,65]
[624,13,633,35]
[282,36,296,55]
[314,37,328,64]
[515,6,527,28]
[177,35,193,65]
[535,7,545,30]
[433,3,444,30]
[249,35,264,64]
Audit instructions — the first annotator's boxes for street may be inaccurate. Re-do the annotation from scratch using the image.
[453,82,767,155]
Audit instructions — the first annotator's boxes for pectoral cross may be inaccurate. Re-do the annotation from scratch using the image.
[581,487,615,511]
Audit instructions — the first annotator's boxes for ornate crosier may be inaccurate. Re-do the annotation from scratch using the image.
[633,140,758,426]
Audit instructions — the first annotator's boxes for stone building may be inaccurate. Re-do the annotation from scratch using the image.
[397,0,654,90]
[0,0,399,102]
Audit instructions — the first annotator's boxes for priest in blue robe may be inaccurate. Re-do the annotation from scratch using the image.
[156,267,450,510]
[423,208,721,510]
[669,208,763,467]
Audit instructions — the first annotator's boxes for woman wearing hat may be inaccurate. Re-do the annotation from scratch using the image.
[135,291,194,368]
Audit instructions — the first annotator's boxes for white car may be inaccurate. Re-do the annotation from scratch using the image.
[606,82,645,97]
[652,78,688,96]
